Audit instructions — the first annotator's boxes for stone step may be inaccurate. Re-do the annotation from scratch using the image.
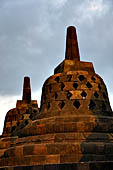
[19,118,113,137]
[0,132,113,150]
[1,162,113,170]
[0,153,113,167]
[1,142,113,159]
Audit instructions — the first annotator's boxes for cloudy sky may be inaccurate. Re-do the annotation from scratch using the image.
[0,0,113,134]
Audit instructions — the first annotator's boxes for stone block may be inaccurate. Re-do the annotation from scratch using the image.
[105,143,113,154]
[60,154,82,163]
[76,122,85,132]
[45,155,60,164]
[81,142,96,154]
[23,145,34,156]
[33,145,47,155]
[15,146,23,157]
[4,147,15,158]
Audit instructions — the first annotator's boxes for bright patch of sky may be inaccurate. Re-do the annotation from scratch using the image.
[77,0,109,23]
[49,0,68,8]
[88,0,109,15]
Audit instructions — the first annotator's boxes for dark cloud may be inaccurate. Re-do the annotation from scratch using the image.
[0,0,113,99]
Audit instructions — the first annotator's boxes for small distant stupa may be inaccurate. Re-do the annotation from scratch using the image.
[2,76,39,137]
[0,26,113,170]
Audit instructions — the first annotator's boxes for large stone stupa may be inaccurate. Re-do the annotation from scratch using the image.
[0,26,113,170]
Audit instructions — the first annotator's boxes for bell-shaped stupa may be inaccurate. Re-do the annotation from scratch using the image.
[2,76,39,137]
[0,26,113,170]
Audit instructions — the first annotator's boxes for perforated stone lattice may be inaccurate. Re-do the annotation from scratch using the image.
[41,73,110,113]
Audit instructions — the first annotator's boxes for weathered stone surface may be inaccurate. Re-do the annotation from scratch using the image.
[22,77,31,103]
[1,162,113,170]
[2,77,39,137]
[0,26,113,169]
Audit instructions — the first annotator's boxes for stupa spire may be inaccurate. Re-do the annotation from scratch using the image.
[22,76,31,103]
[65,26,80,61]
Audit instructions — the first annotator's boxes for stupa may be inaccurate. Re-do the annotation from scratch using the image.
[0,26,113,170]
[2,76,39,137]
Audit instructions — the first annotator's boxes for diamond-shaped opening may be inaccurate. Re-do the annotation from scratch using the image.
[48,102,50,110]
[25,120,29,126]
[81,91,87,99]
[61,82,65,91]
[73,83,78,89]
[89,100,96,110]
[55,76,60,83]
[78,75,86,81]
[103,92,107,99]
[67,75,72,81]
[29,114,33,120]
[67,91,72,100]
[33,110,37,113]
[55,92,58,99]
[98,84,101,90]
[91,76,96,81]
[94,91,99,98]
[59,101,65,109]
[73,100,80,109]
[86,82,92,89]
[11,126,16,132]
[102,102,106,111]
[22,115,24,120]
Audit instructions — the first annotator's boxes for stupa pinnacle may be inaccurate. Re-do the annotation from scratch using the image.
[0,26,113,170]
[65,26,80,61]
[54,26,94,74]
[22,77,31,103]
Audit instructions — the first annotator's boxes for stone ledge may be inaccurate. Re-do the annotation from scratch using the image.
[0,162,113,170]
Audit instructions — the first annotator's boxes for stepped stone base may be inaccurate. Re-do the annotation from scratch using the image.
[1,162,113,170]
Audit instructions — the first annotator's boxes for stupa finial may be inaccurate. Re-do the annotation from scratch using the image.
[65,26,80,61]
[22,76,31,103]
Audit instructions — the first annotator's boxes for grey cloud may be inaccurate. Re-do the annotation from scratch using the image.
[0,0,113,100]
